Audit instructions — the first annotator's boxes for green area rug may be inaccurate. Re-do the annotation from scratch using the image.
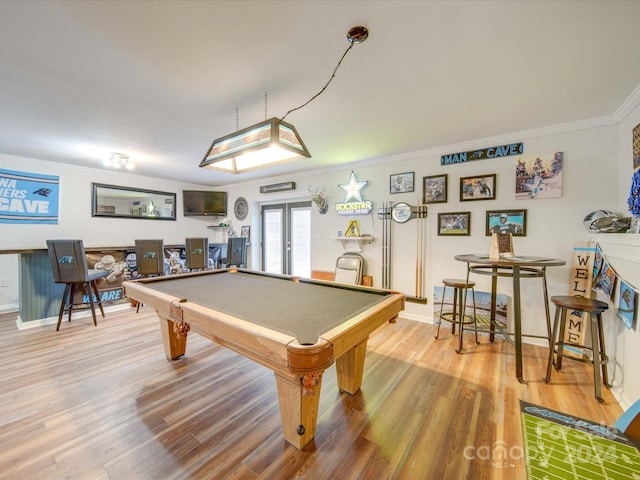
[521,400,640,479]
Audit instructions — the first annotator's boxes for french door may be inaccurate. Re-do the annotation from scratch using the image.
[261,202,311,277]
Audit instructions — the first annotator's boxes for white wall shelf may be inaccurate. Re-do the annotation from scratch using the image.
[207,225,232,243]
[334,236,374,252]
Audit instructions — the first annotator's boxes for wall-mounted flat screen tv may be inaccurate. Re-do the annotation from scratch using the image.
[182,190,227,216]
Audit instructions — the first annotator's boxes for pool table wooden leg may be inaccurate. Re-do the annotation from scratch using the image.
[158,316,187,360]
[336,338,368,394]
[274,372,323,449]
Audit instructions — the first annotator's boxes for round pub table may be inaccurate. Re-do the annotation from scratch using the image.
[454,254,566,383]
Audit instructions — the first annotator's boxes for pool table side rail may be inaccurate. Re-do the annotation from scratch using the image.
[123,271,405,376]
[125,267,399,296]
[182,301,308,373]
[124,280,297,371]
[317,292,405,359]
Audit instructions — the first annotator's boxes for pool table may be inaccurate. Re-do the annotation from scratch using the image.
[123,268,405,449]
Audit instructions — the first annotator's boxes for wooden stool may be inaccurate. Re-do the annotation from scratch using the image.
[435,278,479,353]
[545,295,609,402]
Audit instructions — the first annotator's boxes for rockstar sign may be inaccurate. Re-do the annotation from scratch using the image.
[335,171,373,215]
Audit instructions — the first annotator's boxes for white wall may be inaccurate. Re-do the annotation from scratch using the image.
[222,117,637,409]
[608,86,640,411]
[0,254,18,313]
[0,153,232,251]
[225,123,619,327]
[0,153,234,310]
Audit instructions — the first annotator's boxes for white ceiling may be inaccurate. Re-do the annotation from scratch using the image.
[1,1,639,187]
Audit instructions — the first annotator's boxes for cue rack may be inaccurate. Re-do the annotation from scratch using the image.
[377,202,428,303]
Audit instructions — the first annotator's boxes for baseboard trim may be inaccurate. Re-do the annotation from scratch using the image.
[0,303,19,315]
[16,303,133,330]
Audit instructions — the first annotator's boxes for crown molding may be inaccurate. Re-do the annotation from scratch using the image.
[613,83,640,123]
[223,83,640,189]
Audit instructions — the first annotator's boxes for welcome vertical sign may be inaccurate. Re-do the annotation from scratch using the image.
[562,242,597,358]
[0,168,60,224]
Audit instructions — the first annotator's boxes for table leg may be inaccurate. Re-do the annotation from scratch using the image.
[490,266,498,343]
[158,316,187,360]
[541,267,552,349]
[545,305,562,382]
[456,286,465,353]
[336,338,368,394]
[275,371,323,449]
[590,314,603,402]
[512,266,525,383]
[451,288,458,335]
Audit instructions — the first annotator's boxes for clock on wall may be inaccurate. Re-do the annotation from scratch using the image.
[234,197,248,221]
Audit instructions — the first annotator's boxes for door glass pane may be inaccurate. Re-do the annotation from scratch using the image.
[290,206,310,278]
[263,209,283,274]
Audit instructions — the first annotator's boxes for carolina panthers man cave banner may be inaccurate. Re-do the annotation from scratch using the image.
[0,168,60,224]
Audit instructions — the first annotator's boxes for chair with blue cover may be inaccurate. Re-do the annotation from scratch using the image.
[615,399,640,443]
[46,239,110,331]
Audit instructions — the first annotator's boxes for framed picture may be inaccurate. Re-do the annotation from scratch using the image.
[390,172,414,194]
[460,174,496,201]
[438,212,471,236]
[633,123,640,169]
[515,152,563,200]
[423,174,447,204]
[240,225,251,245]
[486,209,527,236]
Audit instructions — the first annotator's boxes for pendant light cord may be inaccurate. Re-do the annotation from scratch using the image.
[280,42,355,122]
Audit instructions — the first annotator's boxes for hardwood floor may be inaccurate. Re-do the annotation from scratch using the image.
[0,307,623,480]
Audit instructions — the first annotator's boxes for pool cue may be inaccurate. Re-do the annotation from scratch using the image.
[415,204,420,297]
[378,202,392,289]
[385,201,391,289]
[418,204,428,299]
[416,204,424,299]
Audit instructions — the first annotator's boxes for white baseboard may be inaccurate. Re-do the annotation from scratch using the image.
[16,303,133,330]
[0,303,19,314]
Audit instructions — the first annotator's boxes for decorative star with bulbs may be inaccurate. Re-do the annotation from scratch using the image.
[339,171,369,203]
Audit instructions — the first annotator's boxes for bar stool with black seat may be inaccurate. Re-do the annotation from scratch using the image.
[435,278,479,353]
[46,239,110,331]
[545,295,610,402]
[134,239,165,312]
[185,237,209,271]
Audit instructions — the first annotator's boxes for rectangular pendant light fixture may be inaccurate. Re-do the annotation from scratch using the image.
[199,26,368,175]
[199,117,311,174]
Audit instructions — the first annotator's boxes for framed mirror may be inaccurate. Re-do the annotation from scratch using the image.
[91,183,176,220]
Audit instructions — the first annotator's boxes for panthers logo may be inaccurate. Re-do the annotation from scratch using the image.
[58,256,74,264]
